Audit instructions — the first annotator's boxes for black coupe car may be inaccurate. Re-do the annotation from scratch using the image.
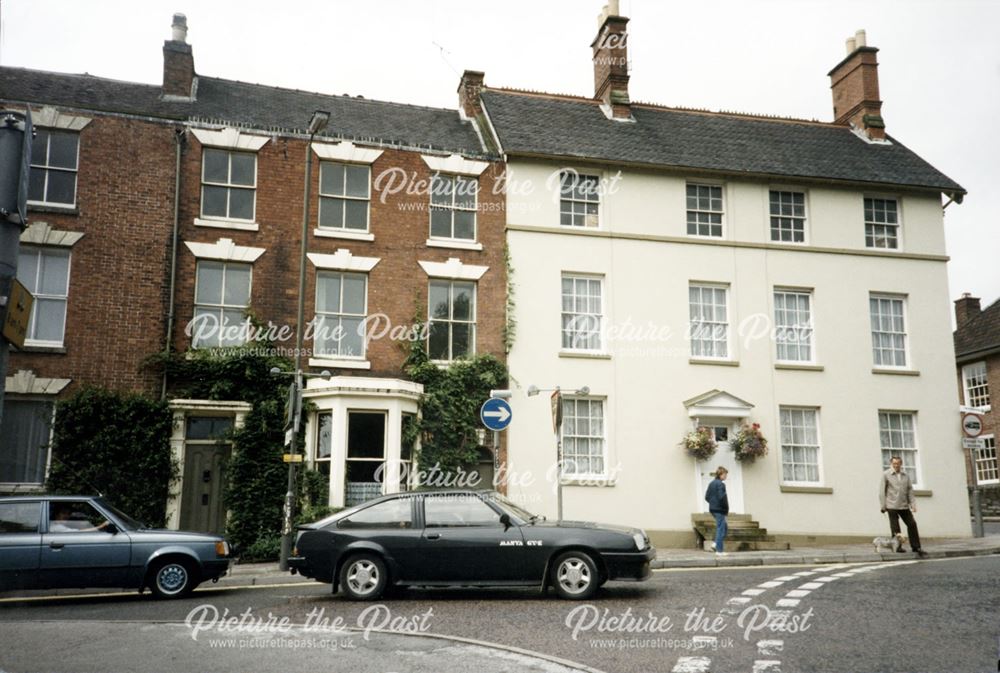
[289,490,654,600]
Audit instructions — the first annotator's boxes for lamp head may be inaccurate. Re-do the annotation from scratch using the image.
[527,384,540,397]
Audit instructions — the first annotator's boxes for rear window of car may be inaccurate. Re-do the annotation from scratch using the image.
[424,495,502,527]
[0,502,42,533]
[338,498,412,529]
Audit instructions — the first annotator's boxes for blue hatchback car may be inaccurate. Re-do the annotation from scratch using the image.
[0,495,232,598]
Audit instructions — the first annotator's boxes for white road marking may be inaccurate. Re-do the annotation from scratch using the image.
[832,572,855,578]
[742,588,767,596]
[798,582,824,590]
[785,589,811,598]
[672,656,712,673]
[757,640,785,656]
[774,575,799,581]
[814,576,838,583]
[753,660,783,672]
[758,581,786,588]
[776,598,801,607]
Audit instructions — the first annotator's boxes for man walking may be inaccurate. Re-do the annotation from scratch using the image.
[879,456,927,557]
[705,466,729,555]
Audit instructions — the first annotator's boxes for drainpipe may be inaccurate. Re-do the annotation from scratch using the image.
[161,128,185,400]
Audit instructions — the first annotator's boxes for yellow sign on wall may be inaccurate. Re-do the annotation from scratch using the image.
[2,279,34,349]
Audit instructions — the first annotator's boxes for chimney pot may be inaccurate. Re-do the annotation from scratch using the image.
[855,29,867,47]
[171,13,188,43]
[845,37,856,54]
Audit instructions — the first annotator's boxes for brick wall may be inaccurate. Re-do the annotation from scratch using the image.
[171,134,507,377]
[957,352,1000,513]
[9,113,178,397]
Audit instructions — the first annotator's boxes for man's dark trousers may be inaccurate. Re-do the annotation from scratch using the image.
[887,509,922,551]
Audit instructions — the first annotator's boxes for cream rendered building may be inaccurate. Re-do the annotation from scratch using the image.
[459,8,970,546]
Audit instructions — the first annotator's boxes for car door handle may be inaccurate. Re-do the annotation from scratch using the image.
[425,533,441,540]
[49,542,64,550]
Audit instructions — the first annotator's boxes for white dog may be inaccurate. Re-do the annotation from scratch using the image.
[872,533,907,553]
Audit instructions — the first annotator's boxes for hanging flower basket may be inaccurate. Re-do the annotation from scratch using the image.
[681,426,717,461]
[730,422,769,463]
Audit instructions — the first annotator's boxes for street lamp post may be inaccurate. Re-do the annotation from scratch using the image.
[279,110,330,571]
[527,384,589,521]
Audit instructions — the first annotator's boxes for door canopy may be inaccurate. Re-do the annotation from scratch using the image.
[683,389,754,420]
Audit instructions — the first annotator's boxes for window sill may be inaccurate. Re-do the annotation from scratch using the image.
[561,478,616,487]
[17,344,67,354]
[689,358,739,367]
[559,350,611,360]
[426,238,483,251]
[314,228,374,242]
[780,485,833,494]
[775,363,824,372]
[308,357,371,370]
[872,368,920,377]
[28,203,79,216]
[914,489,933,497]
[194,217,259,232]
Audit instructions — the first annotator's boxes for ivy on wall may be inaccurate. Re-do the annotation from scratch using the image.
[404,338,509,473]
[47,387,176,527]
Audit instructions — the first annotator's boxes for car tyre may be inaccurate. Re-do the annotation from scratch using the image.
[149,558,197,599]
[551,550,599,600]
[339,553,388,601]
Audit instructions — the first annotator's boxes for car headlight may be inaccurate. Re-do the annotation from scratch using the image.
[215,541,231,557]
[632,532,647,550]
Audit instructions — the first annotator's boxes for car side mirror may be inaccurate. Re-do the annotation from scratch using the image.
[499,513,511,531]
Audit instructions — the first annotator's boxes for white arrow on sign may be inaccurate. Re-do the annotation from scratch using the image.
[483,406,511,423]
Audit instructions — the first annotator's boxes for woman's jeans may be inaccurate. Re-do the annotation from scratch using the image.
[712,512,728,552]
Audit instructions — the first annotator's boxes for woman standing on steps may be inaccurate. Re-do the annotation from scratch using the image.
[705,466,729,555]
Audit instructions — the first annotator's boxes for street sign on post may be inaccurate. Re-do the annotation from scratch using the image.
[1,278,33,348]
[480,397,512,432]
[962,412,984,438]
[963,438,986,451]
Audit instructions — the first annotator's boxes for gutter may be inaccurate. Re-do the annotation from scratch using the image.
[161,127,185,400]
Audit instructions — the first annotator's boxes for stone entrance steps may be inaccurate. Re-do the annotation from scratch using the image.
[692,513,791,551]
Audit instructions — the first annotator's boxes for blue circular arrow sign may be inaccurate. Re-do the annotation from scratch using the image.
[480,398,513,431]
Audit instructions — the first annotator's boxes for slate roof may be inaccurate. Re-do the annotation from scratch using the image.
[481,90,964,194]
[955,298,1000,360]
[0,67,486,157]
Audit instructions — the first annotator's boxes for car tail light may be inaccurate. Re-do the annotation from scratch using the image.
[215,541,231,557]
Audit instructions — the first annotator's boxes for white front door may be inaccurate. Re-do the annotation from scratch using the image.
[696,424,745,514]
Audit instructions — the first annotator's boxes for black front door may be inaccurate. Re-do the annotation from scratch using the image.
[416,494,526,583]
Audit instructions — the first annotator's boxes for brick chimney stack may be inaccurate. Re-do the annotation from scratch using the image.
[591,0,631,120]
[955,293,982,328]
[162,13,195,99]
[458,70,486,119]
[828,30,885,140]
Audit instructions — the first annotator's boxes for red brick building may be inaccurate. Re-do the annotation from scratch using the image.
[0,15,505,528]
[954,294,1000,514]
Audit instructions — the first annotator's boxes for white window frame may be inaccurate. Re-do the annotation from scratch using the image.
[429,173,478,242]
[560,396,608,479]
[19,246,71,348]
[427,279,477,363]
[689,283,731,360]
[779,407,823,485]
[869,293,909,369]
[559,170,601,228]
[962,361,991,411]
[774,288,814,364]
[313,271,368,360]
[686,182,725,238]
[561,274,605,353]
[318,161,371,233]
[313,410,333,466]
[28,128,80,208]
[878,410,921,487]
[975,435,998,485]
[769,189,808,244]
[864,195,902,251]
[192,260,252,349]
[200,148,258,223]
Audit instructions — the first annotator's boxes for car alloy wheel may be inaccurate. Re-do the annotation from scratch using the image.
[552,551,599,600]
[150,559,195,599]
[340,554,387,601]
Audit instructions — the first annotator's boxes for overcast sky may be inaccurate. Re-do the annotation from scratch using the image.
[3,0,998,311]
